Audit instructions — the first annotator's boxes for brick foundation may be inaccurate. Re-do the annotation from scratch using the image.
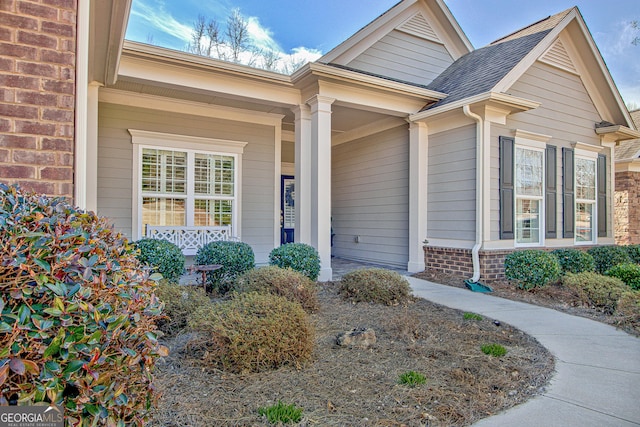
[0,0,77,198]
[424,245,597,282]
[615,171,640,245]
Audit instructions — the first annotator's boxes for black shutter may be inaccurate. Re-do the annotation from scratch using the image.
[545,145,557,239]
[499,136,515,240]
[597,154,607,238]
[562,147,574,238]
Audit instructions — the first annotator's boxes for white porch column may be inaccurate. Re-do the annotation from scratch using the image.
[407,121,428,273]
[85,82,100,212]
[293,104,312,244]
[308,95,334,281]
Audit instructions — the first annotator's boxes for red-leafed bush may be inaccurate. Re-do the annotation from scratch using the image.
[0,184,166,426]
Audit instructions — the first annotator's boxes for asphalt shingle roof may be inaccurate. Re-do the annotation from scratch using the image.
[616,109,640,161]
[422,30,550,110]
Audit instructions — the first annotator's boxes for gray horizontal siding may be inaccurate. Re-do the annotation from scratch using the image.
[332,125,409,267]
[97,102,276,263]
[347,30,453,86]
[489,61,605,241]
[427,124,476,241]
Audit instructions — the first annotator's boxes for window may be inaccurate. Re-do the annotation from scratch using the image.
[575,156,596,243]
[130,130,247,240]
[514,146,544,245]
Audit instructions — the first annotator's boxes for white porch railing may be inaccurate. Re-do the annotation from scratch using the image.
[145,225,234,256]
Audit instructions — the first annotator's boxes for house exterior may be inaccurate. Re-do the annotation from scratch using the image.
[615,109,640,245]
[1,0,638,281]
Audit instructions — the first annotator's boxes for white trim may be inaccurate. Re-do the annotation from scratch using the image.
[513,145,545,247]
[573,154,597,245]
[333,117,406,146]
[572,141,602,157]
[129,130,247,241]
[425,238,475,250]
[513,129,552,145]
[538,37,579,76]
[616,159,640,173]
[100,88,284,126]
[408,121,428,273]
[74,0,90,209]
[274,125,282,249]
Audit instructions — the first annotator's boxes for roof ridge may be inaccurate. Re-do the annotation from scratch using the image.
[489,7,574,46]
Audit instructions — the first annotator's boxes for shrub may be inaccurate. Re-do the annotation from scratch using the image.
[258,401,303,424]
[587,246,631,274]
[398,371,427,387]
[154,280,209,336]
[504,250,561,290]
[551,248,595,274]
[339,268,412,305]
[269,243,321,281]
[616,292,640,331]
[562,272,628,314]
[195,241,255,294]
[0,184,165,426]
[134,238,185,282]
[481,344,507,357]
[187,292,314,373]
[625,245,640,264]
[233,266,318,312]
[606,263,640,290]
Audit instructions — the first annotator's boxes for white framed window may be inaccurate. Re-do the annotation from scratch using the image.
[130,130,247,240]
[575,156,596,244]
[514,145,545,246]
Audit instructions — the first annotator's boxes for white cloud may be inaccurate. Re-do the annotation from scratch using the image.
[129,0,193,45]
[246,16,281,52]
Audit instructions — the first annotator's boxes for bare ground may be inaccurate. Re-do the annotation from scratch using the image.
[149,281,554,427]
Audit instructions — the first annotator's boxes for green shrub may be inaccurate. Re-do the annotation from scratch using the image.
[562,272,628,314]
[0,184,165,426]
[155,280,209,336]
[625,245,640,264]
[233,266,318,312]
[551,248,595,274]
[258,401,303,424]
[504,250,561,290]
[587,246,631,274]
[463,312,483,321]
[606,263,640,290]
[269,243,321,281]
[339,268,412,305]
[398,371,427,387]
[134,238,185,282]
[481,344,507,357]
[195,241,255,294]
[188,292,314,373]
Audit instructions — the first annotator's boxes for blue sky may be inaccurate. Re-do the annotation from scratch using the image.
[125,0,640,108]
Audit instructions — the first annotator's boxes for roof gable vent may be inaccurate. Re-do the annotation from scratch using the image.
[539,38,578,74]
[396,13,441,43]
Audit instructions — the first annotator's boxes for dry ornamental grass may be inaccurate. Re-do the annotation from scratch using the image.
[149,281,554,426]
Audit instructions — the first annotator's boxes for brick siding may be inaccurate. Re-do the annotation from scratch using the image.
[615,171,640,245]
[0,0,77,198]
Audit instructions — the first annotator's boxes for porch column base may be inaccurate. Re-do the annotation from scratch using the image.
[318,266,333,282]
[407,260,425,273]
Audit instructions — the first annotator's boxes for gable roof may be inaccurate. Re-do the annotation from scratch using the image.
[422,30,550,110]
[616,109,640,161]
[319,0,473,65]
[490,8,572,45]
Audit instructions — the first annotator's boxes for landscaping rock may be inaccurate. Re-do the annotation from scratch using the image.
[336,327,377,348]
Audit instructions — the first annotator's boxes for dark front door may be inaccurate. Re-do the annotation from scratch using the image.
[281,175,295,244]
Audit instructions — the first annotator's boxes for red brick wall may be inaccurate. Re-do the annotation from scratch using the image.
[615,171,640,245]
[0,0,77,197]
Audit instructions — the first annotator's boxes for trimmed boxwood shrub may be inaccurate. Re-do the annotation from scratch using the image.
[188,292,314,373]
[551,248,595,274]
[339,268,412,305]
[562,272,628,314]
[134,238,185,282]
[587,246,631,274]
[233,266,318,312]
[616,292,640,331]
[269,243,321,281]
[624,244,640,264]
[504,250,561,290]
[155,280,209,336]
[195,241,255,294]
[0,184,165,425]
[606,263,640,290]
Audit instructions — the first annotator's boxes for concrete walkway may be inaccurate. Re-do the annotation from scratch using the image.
[406,276,640,427]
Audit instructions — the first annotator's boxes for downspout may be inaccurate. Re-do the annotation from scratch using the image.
[463,105,483,283]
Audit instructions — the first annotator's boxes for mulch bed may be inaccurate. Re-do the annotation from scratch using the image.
[149,281,554,426]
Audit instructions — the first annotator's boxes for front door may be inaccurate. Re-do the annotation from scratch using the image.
[281,175,295,244]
